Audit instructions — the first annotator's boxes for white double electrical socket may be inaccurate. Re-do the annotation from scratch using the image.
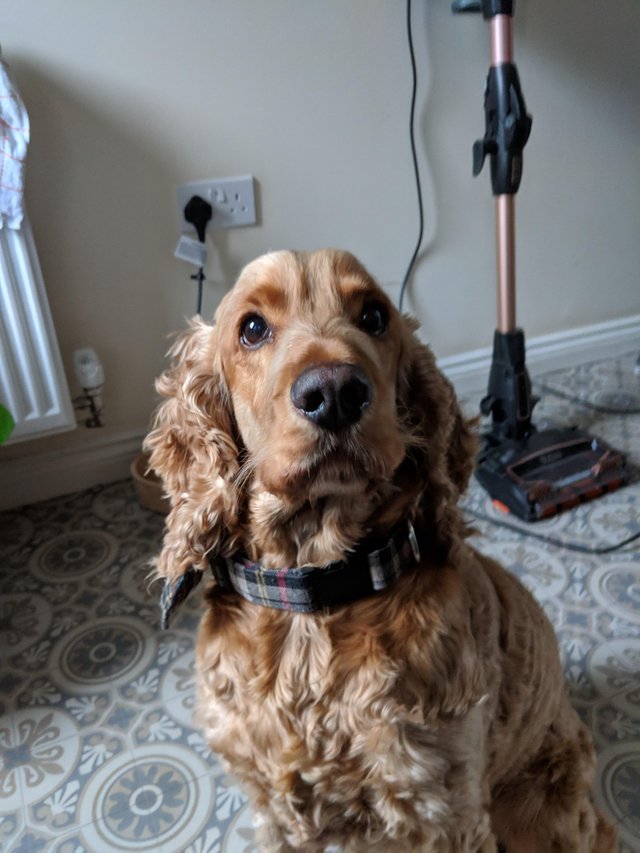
[177,176,256,233]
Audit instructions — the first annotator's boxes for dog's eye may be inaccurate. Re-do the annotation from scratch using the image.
[240,313,271,348]
[358,301,388,337]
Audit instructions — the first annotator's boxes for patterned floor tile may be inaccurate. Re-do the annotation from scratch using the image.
[595,741,640,849]
[0,804,25,852]
[129,693,221,779]
[0,717,26,814]
[1,350,639,850]
[67,745,217,853]
[180,791,255,853]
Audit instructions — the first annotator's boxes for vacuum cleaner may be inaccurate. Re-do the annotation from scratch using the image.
[453,0,628,521]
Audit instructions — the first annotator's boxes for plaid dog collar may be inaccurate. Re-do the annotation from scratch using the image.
[160,520,421,629]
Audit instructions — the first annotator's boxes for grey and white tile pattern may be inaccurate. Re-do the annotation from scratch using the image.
[1,351,639,851]
[0,483,255,852]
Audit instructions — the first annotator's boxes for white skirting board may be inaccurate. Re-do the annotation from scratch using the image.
[0,428,147,512]
[0,313,638,512]
[439,314,640,396]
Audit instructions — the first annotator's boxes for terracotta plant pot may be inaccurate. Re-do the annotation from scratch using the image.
[130,451,170,515]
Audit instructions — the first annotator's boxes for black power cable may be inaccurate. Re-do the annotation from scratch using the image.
[399,0,425,314]
[184,195,212,315]
[466,507,640,555]
[536,382,640,416]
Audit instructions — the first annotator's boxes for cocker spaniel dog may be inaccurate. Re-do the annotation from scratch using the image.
[145,249,616,852]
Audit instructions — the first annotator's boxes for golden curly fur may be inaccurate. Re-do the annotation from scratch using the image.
[145,249,616,852]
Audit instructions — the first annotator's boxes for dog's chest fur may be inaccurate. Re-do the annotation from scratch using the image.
[195,566,501,847]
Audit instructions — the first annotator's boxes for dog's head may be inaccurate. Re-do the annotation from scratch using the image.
[145,249,475,582]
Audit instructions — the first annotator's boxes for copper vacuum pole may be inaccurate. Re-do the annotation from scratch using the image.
[496,195,516,333]
[491,14,516,334]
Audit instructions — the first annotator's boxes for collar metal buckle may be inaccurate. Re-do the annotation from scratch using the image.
[407,521,421,563]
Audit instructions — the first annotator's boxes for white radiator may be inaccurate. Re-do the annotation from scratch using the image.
[0,213,75,443]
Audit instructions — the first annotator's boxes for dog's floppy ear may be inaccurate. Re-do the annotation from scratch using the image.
[398,318,477,559]
[144,318,241,589]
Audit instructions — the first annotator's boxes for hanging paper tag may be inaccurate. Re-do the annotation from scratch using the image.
[174,235,207,268]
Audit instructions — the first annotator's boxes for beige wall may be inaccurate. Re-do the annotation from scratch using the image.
[2,0,639,455]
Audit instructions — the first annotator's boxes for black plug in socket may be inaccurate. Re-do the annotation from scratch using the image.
[184,195,213,243]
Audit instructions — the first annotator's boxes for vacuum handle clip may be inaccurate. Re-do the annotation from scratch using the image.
[476,65,532,194]
[452,0,514,18]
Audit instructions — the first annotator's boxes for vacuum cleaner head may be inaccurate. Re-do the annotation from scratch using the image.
[475,427,629,521]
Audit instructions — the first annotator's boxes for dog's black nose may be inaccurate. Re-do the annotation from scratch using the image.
[290,363,372,431]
